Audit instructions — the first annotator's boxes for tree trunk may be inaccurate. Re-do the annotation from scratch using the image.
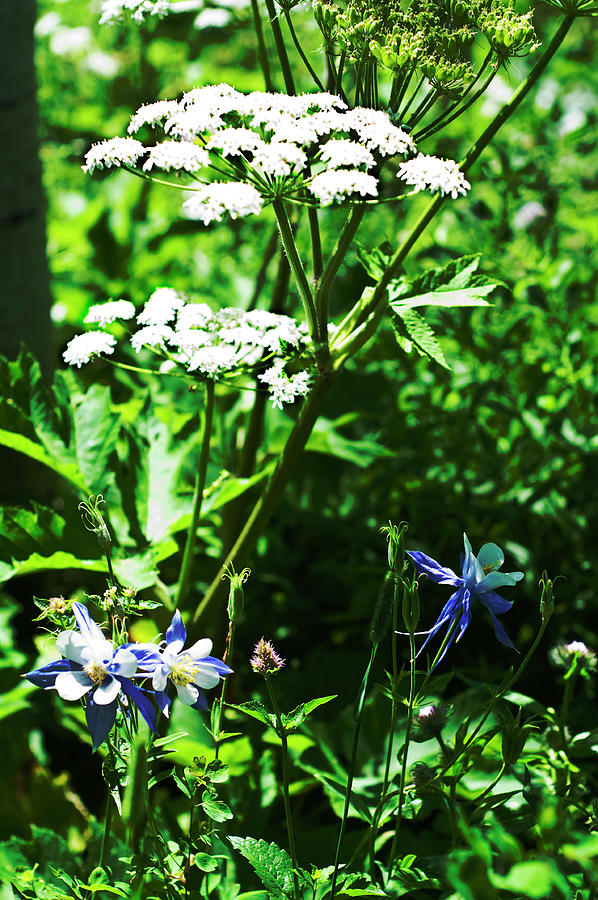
[0,0,53,372]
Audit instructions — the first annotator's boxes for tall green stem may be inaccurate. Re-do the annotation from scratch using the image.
[330,643,378,900]
[273,199,318,342]
[99,791,113,870]
[266,676,300,900]
[193,373,333,624]
[176,380,215,609]
[264,0,295,94]
[250,0,274,91]
[316,206,365,342]
[388,632,416,875]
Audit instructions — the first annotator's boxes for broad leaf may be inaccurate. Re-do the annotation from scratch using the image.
[229,837,296,900]
[391,309,450,369]
[230,701,278,731]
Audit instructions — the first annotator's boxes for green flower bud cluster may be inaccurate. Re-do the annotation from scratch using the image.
[313,0,537,92]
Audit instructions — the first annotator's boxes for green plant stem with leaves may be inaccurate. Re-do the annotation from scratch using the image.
[265,675,301,900]
[387,631,416,876]
[197,12,575,627]
[330,642,378,900]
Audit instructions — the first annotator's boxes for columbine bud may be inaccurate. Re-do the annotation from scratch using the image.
[412,704,447,742]
[382,521,407,574]
[223,565,250,625]
[401,577,420,635]
[250,638,285,676]
[79,495,112,555]
[539,571,555,624]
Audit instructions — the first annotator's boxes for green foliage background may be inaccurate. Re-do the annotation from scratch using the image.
[1,0,598,896]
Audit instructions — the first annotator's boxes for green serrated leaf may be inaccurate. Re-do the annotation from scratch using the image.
[229,837,296,900]
[282,695,338,732]
[230,701,278,730]
[392,309,450,369]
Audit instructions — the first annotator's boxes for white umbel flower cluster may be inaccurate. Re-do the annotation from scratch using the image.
[258,360,311,409]
[183,183,263,225]
[64,292,310,407]
[63,332,117,367]
[85,299,136,325]
[82,137,145,174]
[99,0,170,25]
[396,155,471,199]
[83,86,429,220]
[310,170,378,205]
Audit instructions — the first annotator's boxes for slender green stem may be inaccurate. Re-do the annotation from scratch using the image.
[413,52,493,141]
[176,380,215,609]
[330,643,378,900]
[99,791,113,869]
[266,677,300,900]
[368,577,401,879]
[472,762,507,806]
[284,7,325,89]
[213,625,236,761]
[185,789,195,900]
[250,0,274,91]
[194,373,333,625]
[559,663,579,749]
[316,206,365,342]
[247,227,279,310]
[308,207,323,285]
[388,632,416,875]
[272,198,318,343]
[264,0,295,94]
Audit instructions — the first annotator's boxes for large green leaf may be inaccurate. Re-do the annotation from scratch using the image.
[0,349,119,492]
[229,837,296,900]
[303,416,394,468]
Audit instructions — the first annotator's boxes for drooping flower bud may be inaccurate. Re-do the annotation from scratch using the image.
[539,571,555,624]
[250,638,285,676]
[79,495,112,555]
[401,577,420,635]
[223,564,250,625]
[369,571,397,645]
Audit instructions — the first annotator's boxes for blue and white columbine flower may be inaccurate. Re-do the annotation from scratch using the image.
[408,533,523,666]
[26,602,156,748]
[134,610,232,715]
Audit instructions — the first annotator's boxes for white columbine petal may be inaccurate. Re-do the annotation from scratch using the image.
[55,670,93,700]
[93,676,121,705]
[175,682,199,705]
[165,639,185,656]
[192,664,221,690]
[153,665,170,691]
[56,630,91,665]
[185,638,213,659]
[111,648,138,677]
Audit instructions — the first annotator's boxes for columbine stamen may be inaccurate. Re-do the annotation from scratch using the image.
[84,662,109,684]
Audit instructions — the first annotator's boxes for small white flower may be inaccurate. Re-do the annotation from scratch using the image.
[131,324,175,352]
[252,141,307,177]
[165,108,225,140]
[183,182,263,224]
[128,100,180,134]
[309,169,378,205]
[82,137,145,174]
[259,360,311,408]
[138,287,185,326]
[142,141,210,172]
[397,155,471,199]
[187,344,241,376]
[99,0,170,25]
[320,139,375,170]
[345,108,416,157]
[63,332,117,367]
[206,127,264,157]
[85,299,136,326]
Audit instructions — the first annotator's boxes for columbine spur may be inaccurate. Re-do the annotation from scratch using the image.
[133,610,232,715]
[408,533,523,665]
[25,602,156,748]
